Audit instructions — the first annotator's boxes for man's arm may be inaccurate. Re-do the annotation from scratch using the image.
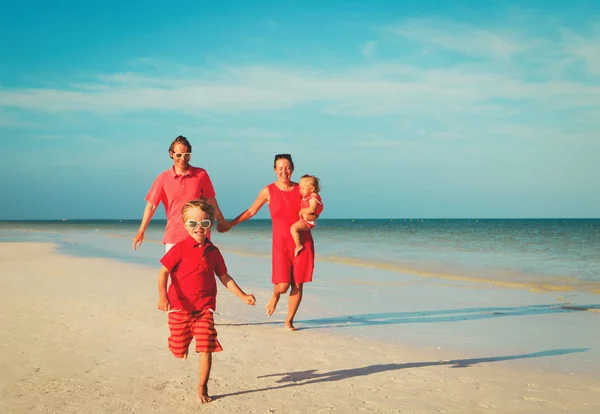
[133,202,157,250]
[205,196,225,223]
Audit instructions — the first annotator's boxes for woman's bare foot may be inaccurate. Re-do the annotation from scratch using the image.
[265,293,280,316]
[198,384,211,403]
[285,321,298,331]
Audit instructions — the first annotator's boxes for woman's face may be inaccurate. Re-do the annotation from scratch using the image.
[274,159,293,183]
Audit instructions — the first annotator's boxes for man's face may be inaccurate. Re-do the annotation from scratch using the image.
[170,143,191,170]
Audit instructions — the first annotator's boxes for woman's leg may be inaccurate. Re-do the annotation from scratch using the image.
[266,282,290,316]
[285,283,304,331]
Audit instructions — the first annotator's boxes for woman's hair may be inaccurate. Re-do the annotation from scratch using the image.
[273,153,294,170]
[300,174,321,193]
[181,198,215,222]
[169,135,192,155]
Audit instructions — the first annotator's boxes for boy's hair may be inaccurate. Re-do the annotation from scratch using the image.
[300,174,321,193]
[181,198,215,222]
[169,135,192,155]
[273,153,294,170]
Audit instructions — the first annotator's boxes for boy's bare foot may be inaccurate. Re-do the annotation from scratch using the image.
[266,294,279,316]
[182,349,188,360]
[198,384,212,403]
[285,321,298,331]
[294,246,304,257]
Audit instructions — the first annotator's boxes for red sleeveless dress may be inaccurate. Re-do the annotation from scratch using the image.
[268,183,315,284]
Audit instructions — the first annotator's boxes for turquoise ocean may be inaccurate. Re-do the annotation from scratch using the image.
[2,219,599,376]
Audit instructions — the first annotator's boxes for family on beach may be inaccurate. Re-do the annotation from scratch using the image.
[132,136,323,403]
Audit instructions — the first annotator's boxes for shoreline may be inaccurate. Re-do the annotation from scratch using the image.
[3,225,599,295]
[1,241,599,413]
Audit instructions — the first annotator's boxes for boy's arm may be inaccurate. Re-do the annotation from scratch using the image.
[157,266,171,311]
[217,273,256,305]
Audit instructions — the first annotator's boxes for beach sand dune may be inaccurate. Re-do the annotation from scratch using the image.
[1,243,599,413]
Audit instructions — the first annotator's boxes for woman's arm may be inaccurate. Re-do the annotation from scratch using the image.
[299,197,319,219]
[218,186,269,232]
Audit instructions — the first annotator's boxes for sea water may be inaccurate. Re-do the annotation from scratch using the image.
[1,219,599,376]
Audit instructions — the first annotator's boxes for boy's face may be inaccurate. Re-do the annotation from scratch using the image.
[299,179,314,197]
[183,207,212,243]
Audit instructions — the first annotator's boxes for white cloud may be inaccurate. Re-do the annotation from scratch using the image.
[391,18,532,60]
[0,19,599,130]
[361,41,377,59]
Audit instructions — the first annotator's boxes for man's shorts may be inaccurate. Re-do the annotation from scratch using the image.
[167,309,223,357]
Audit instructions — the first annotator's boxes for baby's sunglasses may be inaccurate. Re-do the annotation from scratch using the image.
[185,219,212,229]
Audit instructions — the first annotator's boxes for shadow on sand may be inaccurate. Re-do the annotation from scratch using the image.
[218,303,599,329]
[213,348,589,400]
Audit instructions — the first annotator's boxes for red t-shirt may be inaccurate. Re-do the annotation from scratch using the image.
[160,236,227,312]
[146,166,216,244]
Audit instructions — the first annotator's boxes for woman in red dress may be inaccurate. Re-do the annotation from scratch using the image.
[218,154,315,331]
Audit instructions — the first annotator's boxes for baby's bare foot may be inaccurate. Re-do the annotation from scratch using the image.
[198,384,212,403]
[294,246,304,257]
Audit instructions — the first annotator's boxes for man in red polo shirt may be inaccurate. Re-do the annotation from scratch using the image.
[132,135,225,251]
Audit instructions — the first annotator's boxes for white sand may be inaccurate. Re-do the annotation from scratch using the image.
[1,242,599,413]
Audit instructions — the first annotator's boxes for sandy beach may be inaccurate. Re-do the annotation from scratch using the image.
[1,242,599,413]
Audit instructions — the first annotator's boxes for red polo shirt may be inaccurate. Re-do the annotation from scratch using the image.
[146,165,216,244]
[160,236,227,312]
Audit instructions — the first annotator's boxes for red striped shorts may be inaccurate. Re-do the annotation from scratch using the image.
[167,310,223,357]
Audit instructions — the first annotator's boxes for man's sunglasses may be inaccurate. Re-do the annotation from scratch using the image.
[173,152,192,159]
[185,219,212,229]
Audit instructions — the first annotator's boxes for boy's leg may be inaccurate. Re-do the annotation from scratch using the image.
[198,352,212,403]
[290,220,310,256]
[167,312,193,359]
[191,310,222,403]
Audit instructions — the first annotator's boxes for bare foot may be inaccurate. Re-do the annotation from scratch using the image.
[285,321,298,331]
[182,349,188,360]
[294,246,304,257]
[198,384,212,403]
[266,294,280,316]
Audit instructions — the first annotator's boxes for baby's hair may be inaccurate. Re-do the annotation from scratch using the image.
[181,198,215,222]
[169,135,192,155]
[300,174,321,193]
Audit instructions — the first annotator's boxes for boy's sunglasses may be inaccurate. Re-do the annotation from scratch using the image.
[173,152,191,159]
[185,219,212,229]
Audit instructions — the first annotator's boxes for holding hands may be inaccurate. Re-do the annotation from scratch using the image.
[217,220,232,233]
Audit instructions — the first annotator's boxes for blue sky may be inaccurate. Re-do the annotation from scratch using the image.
[1,0,599,219]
